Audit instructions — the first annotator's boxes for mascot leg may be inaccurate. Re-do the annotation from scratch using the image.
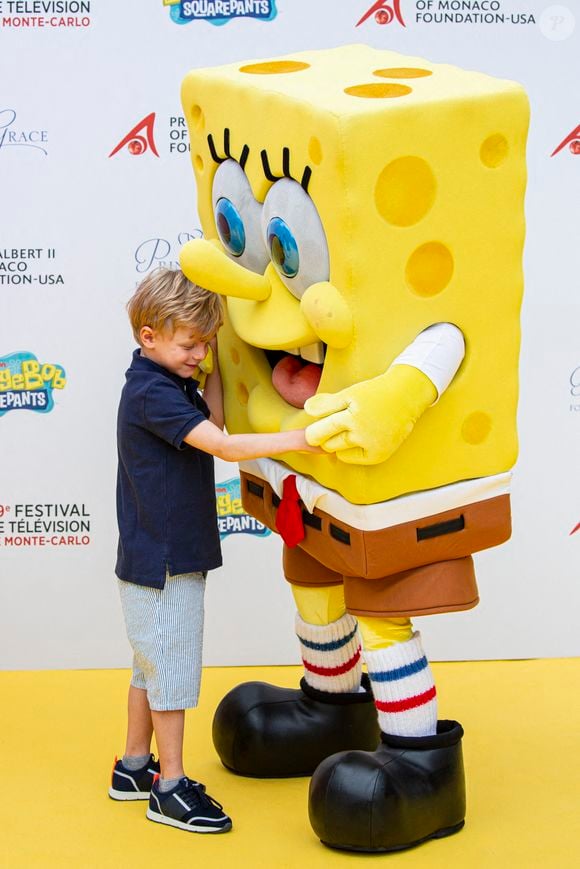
[211,584,380,778]
[309,618,466,852]
[293,584,362,693]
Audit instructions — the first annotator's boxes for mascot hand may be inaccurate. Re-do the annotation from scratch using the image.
[304,365,437,465]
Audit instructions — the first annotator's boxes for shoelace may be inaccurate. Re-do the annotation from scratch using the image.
[182,779,225,812]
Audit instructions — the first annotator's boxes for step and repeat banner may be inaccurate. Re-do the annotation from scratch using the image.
[1,1,579,669]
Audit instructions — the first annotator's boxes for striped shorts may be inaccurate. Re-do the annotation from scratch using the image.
[117,572,206,711]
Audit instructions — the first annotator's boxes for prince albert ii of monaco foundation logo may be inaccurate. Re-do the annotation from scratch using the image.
[356,1,405,27]
[551,123,580,158]
[109,113,159,158]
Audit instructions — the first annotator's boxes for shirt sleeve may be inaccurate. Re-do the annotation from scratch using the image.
[143,378,208,449]
[389,323,465,401]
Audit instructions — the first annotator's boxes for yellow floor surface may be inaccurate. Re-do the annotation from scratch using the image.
[1,660,579,868]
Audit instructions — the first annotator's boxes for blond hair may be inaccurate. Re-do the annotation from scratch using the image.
[127,268,223,344]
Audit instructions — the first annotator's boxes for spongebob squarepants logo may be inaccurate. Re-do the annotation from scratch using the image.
[165,0,277,26]
[216,477,271,541]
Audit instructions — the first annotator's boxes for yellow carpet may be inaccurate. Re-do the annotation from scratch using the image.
[2,660,579,868]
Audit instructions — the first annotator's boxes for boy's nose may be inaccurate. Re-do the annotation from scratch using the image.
[191,344,208,363]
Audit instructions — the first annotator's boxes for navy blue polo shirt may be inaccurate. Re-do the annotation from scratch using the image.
[115,349,222,588]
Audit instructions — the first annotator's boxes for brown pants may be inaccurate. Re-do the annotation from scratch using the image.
[241,471,512,618]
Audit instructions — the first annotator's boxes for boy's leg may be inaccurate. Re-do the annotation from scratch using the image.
[125,684,153,757]
[150,709,185,782]
[110,680,159,800]
[142,573,231,833]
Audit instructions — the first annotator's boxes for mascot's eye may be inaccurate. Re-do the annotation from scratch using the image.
[267,217,299,278]
[212,159,269,274]
[261,178,329,300]
[215,198,245,257]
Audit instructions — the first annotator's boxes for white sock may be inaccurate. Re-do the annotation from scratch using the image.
[296,612,362,693]
[364,632,437,736]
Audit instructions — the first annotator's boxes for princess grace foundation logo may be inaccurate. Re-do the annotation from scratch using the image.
[216,477,271,541]
[0,109,48,156]
[164,0,278,26]
[0,352,66,416]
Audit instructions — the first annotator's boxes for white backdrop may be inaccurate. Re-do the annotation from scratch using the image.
[1,0,579,669]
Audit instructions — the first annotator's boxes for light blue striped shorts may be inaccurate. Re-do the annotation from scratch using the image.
[117,572,206,711]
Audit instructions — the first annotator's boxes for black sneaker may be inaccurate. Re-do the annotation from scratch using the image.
[109,754,160,801]
[147,776,232,834]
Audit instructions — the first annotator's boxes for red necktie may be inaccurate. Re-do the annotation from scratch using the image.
[275,475,305,548]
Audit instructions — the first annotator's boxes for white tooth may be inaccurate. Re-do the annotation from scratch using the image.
[286,348,300,355]
[299,342,325,364]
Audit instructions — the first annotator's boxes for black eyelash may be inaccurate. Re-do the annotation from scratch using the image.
[207,133,225,164]
[261,146,312,192]
[260,148,278,182]
[207,128,250,169]
[282,147,290,177]
[208,130,311,191]
[239,144,249,170]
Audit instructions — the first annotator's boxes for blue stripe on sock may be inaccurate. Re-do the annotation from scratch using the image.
[297,625,358,652]
[369,655,429,683]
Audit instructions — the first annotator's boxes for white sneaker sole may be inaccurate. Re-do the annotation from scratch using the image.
[108,787,150,801]
[146,807,232,834]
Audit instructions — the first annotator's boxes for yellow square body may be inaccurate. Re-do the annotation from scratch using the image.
[181,45,528,504]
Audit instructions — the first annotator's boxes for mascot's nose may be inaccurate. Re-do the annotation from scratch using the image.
[180,238,271,301]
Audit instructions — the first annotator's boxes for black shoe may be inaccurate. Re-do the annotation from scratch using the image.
[147,777,232,834]
[212,675,380,778]
[108,754,160,801]
[308,720,466,852]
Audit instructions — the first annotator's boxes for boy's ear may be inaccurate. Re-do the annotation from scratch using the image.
[140,326,155,347]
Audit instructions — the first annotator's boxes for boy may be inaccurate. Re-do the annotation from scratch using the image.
[109,268,316,834]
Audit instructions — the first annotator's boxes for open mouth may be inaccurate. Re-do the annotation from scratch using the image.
[265,342,326,409]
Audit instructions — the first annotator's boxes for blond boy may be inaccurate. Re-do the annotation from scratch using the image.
[109,268,314,833]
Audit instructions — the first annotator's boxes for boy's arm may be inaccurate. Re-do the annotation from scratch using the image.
[183,420,318,462]
[200,337,224,430]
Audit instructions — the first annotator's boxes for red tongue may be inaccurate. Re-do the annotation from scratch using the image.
[272,355,322,409]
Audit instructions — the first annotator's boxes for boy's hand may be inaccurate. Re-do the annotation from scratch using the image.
[292,431,324,454]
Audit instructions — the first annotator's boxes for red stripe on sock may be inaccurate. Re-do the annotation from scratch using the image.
[375,685,437,714]
[303,647,361,677]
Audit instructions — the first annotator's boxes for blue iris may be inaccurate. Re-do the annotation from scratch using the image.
[267,216,299,279]
[215,197,245,257]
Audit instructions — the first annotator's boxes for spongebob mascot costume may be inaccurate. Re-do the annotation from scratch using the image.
[179,45,528,853]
